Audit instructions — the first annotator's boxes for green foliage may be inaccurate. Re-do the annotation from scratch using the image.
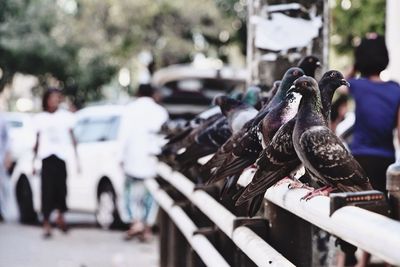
[331,0,386,55]
[0,0,245,104]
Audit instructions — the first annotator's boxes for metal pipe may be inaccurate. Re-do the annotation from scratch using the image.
[232,226,295,267]
[145,179,230,267]
[264,183,400,265]
[157,163,295,267]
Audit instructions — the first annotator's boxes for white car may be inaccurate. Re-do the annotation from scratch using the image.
[11,105,130,229]
[4,112,36,174]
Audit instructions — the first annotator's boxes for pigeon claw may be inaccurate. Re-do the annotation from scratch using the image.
[300,186,334,201]
[287,180,314,191]
[274,177,293,187]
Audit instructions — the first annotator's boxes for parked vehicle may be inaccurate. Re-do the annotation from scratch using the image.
[11,105,129,228]
[4,112,36,175]
[152,64,247,119]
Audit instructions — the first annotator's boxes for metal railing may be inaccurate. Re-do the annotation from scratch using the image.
[149,162,400,266]
[150,162,295,267]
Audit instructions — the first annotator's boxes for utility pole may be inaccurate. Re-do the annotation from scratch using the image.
[386,0,400,83]
[246,0,329,87]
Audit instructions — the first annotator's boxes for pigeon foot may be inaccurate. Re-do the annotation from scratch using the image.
[287,180,314,190]
[301,185,335,201]
[274,177,293,187]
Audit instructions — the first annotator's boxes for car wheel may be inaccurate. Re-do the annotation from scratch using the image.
[16,175,38,224]
[95,183,122,229]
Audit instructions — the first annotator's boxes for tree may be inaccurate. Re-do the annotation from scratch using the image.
[0,0,245,105]
[331,0,385,55]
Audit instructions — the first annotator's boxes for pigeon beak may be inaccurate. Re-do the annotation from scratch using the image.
[340,79,350,87]
[316,61,321,68]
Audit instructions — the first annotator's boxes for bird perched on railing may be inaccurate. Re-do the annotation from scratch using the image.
[172,88,261,171]
[203,67,304,186]
[199,81,282,178]
[201,56,321,189]
[291,76,373,199]
[297,55,321,77]
[235,71,351,216]
[159,112,221,165]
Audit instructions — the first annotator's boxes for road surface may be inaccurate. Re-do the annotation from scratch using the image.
[0,213,159,267]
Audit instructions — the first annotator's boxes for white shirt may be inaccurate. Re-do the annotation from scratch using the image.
[34,109,76,160]
[0,115,9,163]
[120,97,168,179]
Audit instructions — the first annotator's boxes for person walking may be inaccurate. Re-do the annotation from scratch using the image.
[336,34,400,267]
[32,88,79,238]
[346,34,400,195]
[121,84,168,241]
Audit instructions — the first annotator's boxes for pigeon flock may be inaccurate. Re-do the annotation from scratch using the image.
[159,56,373,217]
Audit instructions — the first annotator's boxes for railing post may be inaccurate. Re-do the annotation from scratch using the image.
[167,217,188,267]
[234,248,256,267]
[387,162,400,220]
[187,248,205,267]
[233,217,269,267]
[159,208,169,267]
[216,230,236,266]
[265,200,317,266]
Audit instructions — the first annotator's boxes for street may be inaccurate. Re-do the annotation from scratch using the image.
[0,213,159,267]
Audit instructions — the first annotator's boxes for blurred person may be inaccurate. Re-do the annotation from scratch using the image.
[32,88,79,238]
[330,94,349,133]
[121,84,168,241]
[338,34,400,267]
[345,34,400,195]
[0,114,12,222]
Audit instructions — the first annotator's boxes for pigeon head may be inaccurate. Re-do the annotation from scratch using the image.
[280,67,304,91]
[290,76,319,96]
[270,80,281,95]
[319,70,349,89]
[318,71,349,120]
[213,95,242,116]
[297,56,321,77]
[285,67,304,80]
[242,86,261,106]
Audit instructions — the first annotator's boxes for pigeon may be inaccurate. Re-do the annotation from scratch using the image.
[161,112,221,159]
[297,55,321,77]
[205,57,319,202]
[254,81,281,110]
[235,71,350,213]
[291,76,372,198]
[204,67,304,185]
[216,57,320,199]
[175,115,232,168]
[175,91,260,168]
[198,81,281,176]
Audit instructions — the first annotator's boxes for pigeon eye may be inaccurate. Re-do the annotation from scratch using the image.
[330,72,336,78]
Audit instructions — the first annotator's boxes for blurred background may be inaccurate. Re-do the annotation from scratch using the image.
[0,0,396,112]
[0,0,399,267]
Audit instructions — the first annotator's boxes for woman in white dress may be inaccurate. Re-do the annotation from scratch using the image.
[33,88,79,238]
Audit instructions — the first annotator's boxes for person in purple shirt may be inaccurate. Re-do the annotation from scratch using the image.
[346,34,400,196]
[337,33,400,267]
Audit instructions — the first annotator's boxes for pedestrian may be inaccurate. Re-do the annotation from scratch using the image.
[337,33,400,267]
[121,84,168,242]
[32,88,79,238]
[344,34,400,195]
[0,113,12,222]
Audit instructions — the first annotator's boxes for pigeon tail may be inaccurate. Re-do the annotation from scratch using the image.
[208,157,254,185]
[220,174,240,199]
[175,144,216,167]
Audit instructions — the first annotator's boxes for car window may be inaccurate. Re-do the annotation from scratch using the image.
[6,119,23,128]
[74,115,120,143]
